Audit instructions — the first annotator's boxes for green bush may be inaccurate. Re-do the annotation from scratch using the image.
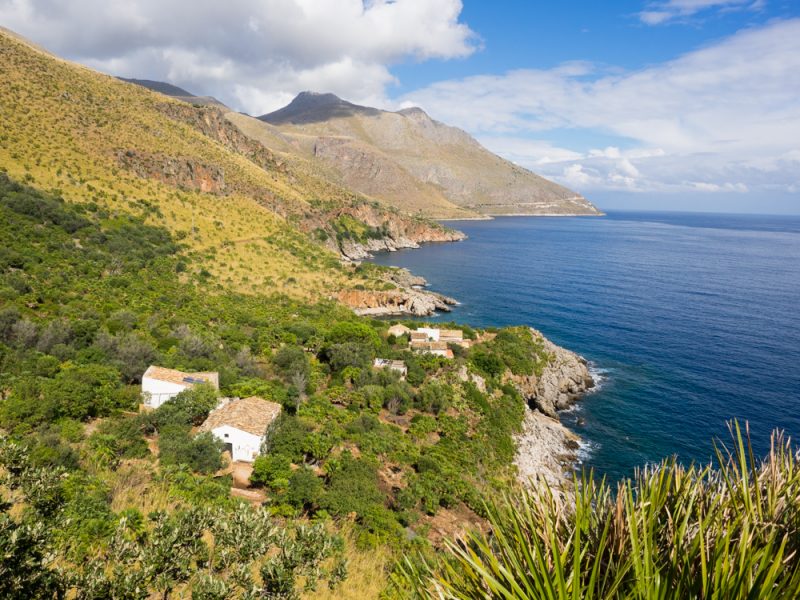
[250,454,293,490]
[157,426,223,474]
[320,453,385,518]
[286,468,324,510]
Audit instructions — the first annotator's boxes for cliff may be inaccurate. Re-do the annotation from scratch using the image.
[510,329,595,488]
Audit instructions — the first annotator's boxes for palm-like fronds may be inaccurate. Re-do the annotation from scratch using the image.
[400,423,800,599]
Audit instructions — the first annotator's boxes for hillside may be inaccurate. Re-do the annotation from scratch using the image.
[258,92,601,218]
[0,173,578,597]
[0,29,460,306]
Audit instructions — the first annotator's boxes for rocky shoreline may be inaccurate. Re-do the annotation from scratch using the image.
[511,329,595,489]
[338,266,460,317]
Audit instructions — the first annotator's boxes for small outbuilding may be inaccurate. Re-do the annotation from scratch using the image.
[387,323,411,338]
[373,358,408,378]
[199,396,283,463]
[141,366,219,409]
[410,340,454,359]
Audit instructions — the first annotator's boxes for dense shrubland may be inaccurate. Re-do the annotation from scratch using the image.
[0,175,548,595]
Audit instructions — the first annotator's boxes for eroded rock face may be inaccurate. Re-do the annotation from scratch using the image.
[510,328,594,420]
[511,329,595,490]
[158,103,283,174]
[117,150,226,194]
[336,288,457,317]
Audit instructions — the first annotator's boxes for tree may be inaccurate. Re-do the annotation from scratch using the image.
[158,427,223,474]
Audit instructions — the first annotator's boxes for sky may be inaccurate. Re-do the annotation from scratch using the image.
[1,0,799,213]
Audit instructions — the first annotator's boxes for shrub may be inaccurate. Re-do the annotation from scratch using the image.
[40,363,122,421]
[469,347,505,378]
[250,454,293,490]
[325,342,373,372]
[320,453,385,518]
[144,384,218,432]
[157,426,223,474]
[286,468,324,510]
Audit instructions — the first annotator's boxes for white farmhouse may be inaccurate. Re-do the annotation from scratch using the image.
[387,324,411,338]
[373,358,408,378]
[199,396,282,463]
[141,365,219,409]
[415,327,441,341]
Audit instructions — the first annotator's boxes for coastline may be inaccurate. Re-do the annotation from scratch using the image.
[510,328,595,489]
[438,211,605,221]
[358,229,597,487]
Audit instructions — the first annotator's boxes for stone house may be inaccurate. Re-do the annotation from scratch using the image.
[373,358,408,378]
[387,323,411,338]
[199,396,282,463]
[141,365,219,409]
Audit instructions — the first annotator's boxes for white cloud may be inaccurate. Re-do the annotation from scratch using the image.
[0,0,476,114]
[400,19,800,195]
[638,0,764,25]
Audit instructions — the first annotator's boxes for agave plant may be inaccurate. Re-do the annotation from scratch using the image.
[400,422,800,599]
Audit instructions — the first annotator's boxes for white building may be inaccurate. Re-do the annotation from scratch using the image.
[387,324,411,338]
[415,327,441,341]
[199,396,282,463]
[373,358,408,378]
[141,365,219,409]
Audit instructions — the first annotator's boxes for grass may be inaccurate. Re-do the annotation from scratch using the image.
[400,422,800,599]
[0,30,377,298]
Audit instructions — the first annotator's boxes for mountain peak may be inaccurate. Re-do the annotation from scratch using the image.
[260,91,379,125]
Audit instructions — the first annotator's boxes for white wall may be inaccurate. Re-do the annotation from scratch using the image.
[209,425,263,463]
[417,327,440,341]
[141,377,189,409]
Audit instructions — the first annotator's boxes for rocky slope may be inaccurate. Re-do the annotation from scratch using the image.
[259,92,602,219]
[510,329,595,488]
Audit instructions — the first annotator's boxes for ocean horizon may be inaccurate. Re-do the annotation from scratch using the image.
[370,210,800,481]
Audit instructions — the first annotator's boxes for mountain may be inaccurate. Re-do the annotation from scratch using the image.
[258,92,601,218]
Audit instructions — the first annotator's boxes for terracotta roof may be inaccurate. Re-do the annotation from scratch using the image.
[143,365,219,389]
[199,396,282,437]
[410,331,428,341]
[388,324,411,335]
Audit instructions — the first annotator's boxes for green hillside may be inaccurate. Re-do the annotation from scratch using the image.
[0,175,547,597]
[0,29,452,301]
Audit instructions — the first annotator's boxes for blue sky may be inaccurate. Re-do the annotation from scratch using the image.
[2,0,798,213]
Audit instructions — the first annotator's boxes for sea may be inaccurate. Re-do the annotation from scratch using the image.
[370,211,800,481]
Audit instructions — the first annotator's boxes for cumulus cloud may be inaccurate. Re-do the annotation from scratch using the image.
[638,0,764,25]
[0,0,476,114]
[400,19,800,195]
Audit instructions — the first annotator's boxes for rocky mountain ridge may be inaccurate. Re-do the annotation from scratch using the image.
[259,92,602,219]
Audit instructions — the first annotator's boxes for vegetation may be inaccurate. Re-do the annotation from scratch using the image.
[0,175,545,595]
[401,423,800,599]
[0,29,431,299]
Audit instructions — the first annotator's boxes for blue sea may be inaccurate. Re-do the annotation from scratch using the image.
[370,212,800,481]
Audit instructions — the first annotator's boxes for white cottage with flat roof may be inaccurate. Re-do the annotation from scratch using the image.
[141,365,219,409]
[199,396,282,463]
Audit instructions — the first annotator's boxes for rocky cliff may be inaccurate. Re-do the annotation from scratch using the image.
[510,329,595,489]
[512,329,595,420]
